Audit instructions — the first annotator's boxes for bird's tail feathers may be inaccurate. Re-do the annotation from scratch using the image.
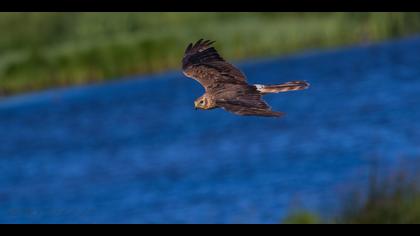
[255,81,310,94]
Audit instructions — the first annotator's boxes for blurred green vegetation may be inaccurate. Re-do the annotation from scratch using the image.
[1,12,420,96]
[282,211,322,224]
[338,193,420,224]
[282,169,420,224]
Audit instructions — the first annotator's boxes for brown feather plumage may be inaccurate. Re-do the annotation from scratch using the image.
[182,39,309,117]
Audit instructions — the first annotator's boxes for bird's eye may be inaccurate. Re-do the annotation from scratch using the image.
[200,100,205,105]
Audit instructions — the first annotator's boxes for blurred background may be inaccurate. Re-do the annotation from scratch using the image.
[1,12,420,223]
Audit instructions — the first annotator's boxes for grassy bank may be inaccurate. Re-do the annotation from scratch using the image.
[282,167,420,224]
[1,13,420,96]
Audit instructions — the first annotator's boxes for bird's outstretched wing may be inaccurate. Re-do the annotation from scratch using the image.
[182,39,247,91]
[215,87,284,117]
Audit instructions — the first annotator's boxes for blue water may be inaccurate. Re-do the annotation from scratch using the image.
[1,37,420,223]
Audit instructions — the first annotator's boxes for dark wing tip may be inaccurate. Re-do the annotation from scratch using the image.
[185,39,216,55]
[192,39,204,50]
[206,40,216,48]
[202,39,216,47]
[185,43,193,53]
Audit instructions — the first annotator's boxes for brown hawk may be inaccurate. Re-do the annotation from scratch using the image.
[182,39,310,117]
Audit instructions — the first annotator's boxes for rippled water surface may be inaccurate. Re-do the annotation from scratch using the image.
[1,37,420,223]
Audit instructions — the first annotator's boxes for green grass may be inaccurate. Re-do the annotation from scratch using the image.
[283,189,420,224]
[282,168,420,224]
[282,211,322,224]
[1,13,420,96]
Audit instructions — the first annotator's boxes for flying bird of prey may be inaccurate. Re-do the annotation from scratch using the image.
[182,39,310,117]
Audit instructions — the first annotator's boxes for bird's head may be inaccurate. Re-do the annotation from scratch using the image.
[194,94,212,110]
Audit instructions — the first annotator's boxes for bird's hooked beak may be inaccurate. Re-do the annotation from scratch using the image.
[194,101,198,110]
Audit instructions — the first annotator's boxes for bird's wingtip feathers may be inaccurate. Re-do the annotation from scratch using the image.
[185,39,216,54]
